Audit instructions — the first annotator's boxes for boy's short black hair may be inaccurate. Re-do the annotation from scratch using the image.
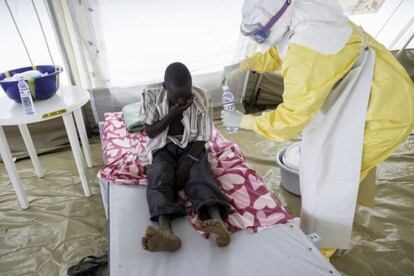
[164,62,192,87]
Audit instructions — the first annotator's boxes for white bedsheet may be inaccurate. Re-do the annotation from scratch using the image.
[109,183,339,276]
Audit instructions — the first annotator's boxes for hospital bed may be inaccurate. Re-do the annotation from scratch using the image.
[92,87,340,276]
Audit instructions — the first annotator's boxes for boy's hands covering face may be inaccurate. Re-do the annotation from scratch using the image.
[168,96,193,120]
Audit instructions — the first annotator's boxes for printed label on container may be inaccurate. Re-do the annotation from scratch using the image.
[42,109,67,119]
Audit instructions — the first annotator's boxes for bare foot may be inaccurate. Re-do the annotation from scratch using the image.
[197,219,231,247]
[141,225,182,252]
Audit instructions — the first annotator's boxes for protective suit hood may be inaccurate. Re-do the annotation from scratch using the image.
[241,0,353,57]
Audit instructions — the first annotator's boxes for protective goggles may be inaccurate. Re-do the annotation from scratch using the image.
[240,0,291,44]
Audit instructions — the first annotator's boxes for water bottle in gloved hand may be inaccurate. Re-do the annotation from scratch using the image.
[222,85,238,133]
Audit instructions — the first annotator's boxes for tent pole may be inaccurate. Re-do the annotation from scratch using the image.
[44,0,76,85]
[31,0,55,66]
[397,32,414,57]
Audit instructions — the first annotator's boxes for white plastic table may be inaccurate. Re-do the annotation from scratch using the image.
[0,85,93,209]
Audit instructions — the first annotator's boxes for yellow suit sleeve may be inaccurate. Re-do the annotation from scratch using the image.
[240,41,361,141]
[240,46,282,73]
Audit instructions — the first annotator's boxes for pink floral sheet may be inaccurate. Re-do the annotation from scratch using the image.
[98,112,291,233]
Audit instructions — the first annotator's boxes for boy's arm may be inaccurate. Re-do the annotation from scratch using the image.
[184,88,212,160]
[176,141,206,188]
[144,99,193,138]
[186,141,206,160]
[195,88,213,142]
[144,114,176,139]
[176,89,211,188]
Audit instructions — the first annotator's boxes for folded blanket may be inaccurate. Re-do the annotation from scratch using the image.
[98,112,291,235]
[122,102,144,133]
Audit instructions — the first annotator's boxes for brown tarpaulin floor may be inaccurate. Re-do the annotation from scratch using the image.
[1,121,413,276]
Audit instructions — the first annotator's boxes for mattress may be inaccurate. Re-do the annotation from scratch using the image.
[98,122,339,275]
[109,182,340,276]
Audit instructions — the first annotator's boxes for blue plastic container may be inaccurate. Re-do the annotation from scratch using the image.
[0,65,63,102]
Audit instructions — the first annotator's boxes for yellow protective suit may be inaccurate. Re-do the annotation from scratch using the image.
[239,23,414,204]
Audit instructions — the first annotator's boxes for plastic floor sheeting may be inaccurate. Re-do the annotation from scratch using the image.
[0,138,108,276]
[1,122,413,275]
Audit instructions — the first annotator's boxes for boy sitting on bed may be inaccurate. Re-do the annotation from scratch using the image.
[141,62,231,252]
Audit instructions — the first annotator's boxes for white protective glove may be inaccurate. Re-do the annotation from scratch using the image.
[221,110,243,128]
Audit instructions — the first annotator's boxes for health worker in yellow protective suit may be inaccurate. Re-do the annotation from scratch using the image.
[221,0,414,249]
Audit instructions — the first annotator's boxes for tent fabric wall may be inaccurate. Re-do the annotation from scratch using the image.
[46,0,89,88]
[3,49,414,156]
[45,0,109,89]
[3,0,414,157]
[92,0,249,86]
[3,119,69,156]
[63,0,110,88]
[243,72,284,110]
[88,69,248,125]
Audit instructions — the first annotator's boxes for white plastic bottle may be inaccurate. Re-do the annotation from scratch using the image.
[222,85,238,133]
[18,80,35,115]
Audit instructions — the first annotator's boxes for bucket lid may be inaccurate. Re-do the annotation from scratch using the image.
[282,142,301,172]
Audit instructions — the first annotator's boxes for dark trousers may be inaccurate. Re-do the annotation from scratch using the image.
[146,142,230,222]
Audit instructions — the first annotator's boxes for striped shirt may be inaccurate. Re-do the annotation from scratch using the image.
[140,83,213,165]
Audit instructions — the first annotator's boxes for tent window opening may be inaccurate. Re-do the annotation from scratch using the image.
[95,0,245,86]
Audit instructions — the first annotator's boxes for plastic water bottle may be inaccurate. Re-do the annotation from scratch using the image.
[18,80,35,115]
[222,85,238,133]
